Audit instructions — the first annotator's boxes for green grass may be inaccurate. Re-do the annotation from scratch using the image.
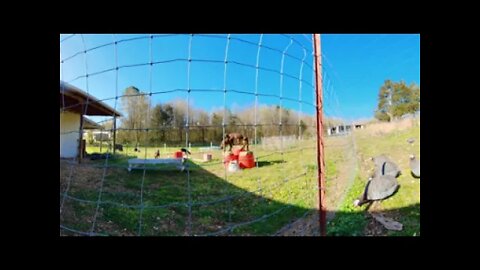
[64,124,419,236]
[328,123,420,236]
[327,175,367,236]
[62,140,324,236]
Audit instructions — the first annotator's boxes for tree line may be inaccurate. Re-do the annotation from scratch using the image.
[114,86,318,146]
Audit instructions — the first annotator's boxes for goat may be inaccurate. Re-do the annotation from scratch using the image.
[220,133,249,152]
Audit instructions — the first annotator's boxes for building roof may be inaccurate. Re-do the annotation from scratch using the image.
[60,81,122,117]
[83,117,102,129]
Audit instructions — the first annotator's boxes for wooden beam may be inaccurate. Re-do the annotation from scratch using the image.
[78,110,84,163]
[113,116,117,155]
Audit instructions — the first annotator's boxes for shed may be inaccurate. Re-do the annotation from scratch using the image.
[60,81,122,159]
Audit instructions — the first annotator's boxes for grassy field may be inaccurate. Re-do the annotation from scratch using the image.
[61,141,324,236]
[327,118,420,236]
[61,118,420,236]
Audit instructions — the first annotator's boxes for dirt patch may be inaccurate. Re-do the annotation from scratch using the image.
[276,135,357,236]
[325,138,357,215]
[60,203,137,236]
[93,210,137,236]
[276,211,320,236]
[364,207,402,236]
[60,160,141,194]
[60,199,96,236]
[60,160,106,191]
[364,215,387,236]
[60,160,139,236]
[193,219,228,235]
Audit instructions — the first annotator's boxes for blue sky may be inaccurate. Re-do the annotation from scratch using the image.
[60,34,419,123]
[321,34,420,122]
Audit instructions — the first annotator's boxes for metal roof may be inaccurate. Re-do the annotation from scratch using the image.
[60,81,122,117]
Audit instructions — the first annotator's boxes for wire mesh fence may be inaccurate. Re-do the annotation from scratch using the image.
[60,34,327,236]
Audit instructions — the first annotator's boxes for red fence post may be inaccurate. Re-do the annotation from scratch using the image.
[313,34,326,236]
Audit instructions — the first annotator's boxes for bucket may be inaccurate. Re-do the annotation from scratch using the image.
[203,153,212,162]
[223,153,237,167]
[174,151,183,158]
[239,151,255,169]
[228,160,240,172]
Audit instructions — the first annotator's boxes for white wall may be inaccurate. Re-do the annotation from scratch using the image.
[93,131,111,141]
[60,111,81,158]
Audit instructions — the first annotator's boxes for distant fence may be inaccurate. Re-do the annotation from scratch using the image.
[261,135,298,150]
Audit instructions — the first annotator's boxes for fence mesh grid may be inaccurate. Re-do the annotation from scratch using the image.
[59,34,325,236]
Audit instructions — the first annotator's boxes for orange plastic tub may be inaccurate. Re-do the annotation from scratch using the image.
[232,147,242,157]
[239,151,255,169]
